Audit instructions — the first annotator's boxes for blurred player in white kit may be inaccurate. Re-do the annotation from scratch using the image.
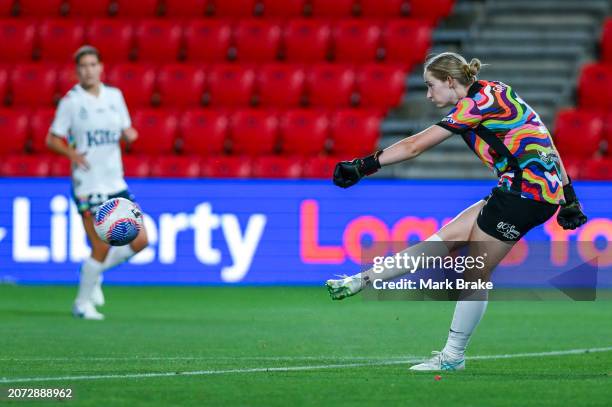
[46,46,148,320]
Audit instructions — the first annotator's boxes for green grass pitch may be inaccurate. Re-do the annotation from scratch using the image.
[1,285,611,406]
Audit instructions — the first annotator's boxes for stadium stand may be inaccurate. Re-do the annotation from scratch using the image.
[183,20,232,63]
[135,19,182,63]
[178,109,228,155]
[306,64,356,107]
[68,0,111,17]
[283,19,332,62]
[260,0,305,17]
[256,64,305,107]
[0,109,28,155]
[30,108,56,153]
[18,0,64,16]
[156,64,206,107]
[86,19,134,62]
[107,64,156,107]
[548,11,612,180]
[0,0,512,179]
[38,19,86,62]
[251,155,303,178]
[129,109,179,154]
[279,109,329,155]
[553,109,604,160]
[10,64,57,106]
[0,19,35,62]
[230,109,279,155]
[233,20,282,62]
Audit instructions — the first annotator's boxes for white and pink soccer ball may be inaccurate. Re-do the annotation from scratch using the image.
[94,198,143,246]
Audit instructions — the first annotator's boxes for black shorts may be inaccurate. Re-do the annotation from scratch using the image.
[72,190,136,216]
[477,187,558,242]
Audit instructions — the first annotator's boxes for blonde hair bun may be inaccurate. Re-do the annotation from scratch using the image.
[424,52,486,86]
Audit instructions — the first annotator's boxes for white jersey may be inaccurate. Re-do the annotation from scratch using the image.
[50,84,131,197]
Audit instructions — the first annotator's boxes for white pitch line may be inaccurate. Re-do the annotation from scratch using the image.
[0,355,422,362]
[1,346,611,384]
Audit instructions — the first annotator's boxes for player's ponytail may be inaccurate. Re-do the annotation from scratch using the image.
[425,52,486,86]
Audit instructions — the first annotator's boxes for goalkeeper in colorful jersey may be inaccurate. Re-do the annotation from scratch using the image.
[326,52,587,371]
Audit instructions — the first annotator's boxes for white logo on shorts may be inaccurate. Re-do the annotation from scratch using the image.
[496,222,521,240]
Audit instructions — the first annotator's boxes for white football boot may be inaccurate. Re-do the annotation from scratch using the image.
[91,275,105,307]
[72,301,105,320]
[325,274,364,300]
[409,351,465,371]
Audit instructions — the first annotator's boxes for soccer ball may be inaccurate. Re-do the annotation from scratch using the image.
[94,198,143,246]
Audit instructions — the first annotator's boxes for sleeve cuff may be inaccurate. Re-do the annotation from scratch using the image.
[435,122,467,134]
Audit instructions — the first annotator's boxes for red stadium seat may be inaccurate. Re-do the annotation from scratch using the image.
[157,64,205,107]
[68,0,110,17]
[261,0,305,17]
[0,19,35,62]
[310,0,355,17]
[150,156,201,178]
[179,109,228,155]
[251,155,302,178]
[0,109,29,154]
[211,0,257,17]
[30,108,55,153]
[130,109,178,154]
[115,0,159,17]
[330,110,380,156]
[560,157,582,180]
[0,154,50,176]
[382,19,431,68]
[19,0,63,16]
[57,64,79,96]
[10,64,57,106]
[357,64,405,109]
[601,18,612,63]
[122,154,151,177]
[257,64,305,107]
[135,20,182,63]
[605,113,612,146]
[280,109,329,155]
[50,156,71,176]
[164,0,206,16]
[553,109,603,159]
[578,63,612,111]
[87,19,134,62]
[207,64,255,107]
[0,0,13,16]
[301,155,337,178]
[0,67,7,104]
[107,64,156,107]
[200,155,251,178]
[360,0,407,17]
[283,19,331,62]
[39,19,86,62]
[408,0,454,24]
[333,19,382,63]
[306,64,356,107]
[230,110,278,155]
[581,158,612,180]
[184,20,232,62]
[234,20,282,62]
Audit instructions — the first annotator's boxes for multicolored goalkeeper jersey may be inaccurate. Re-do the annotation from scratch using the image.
[436,80,564,204]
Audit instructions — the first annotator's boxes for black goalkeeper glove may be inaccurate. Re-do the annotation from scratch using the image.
[333,151,382,189]
[557,181,587,230]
